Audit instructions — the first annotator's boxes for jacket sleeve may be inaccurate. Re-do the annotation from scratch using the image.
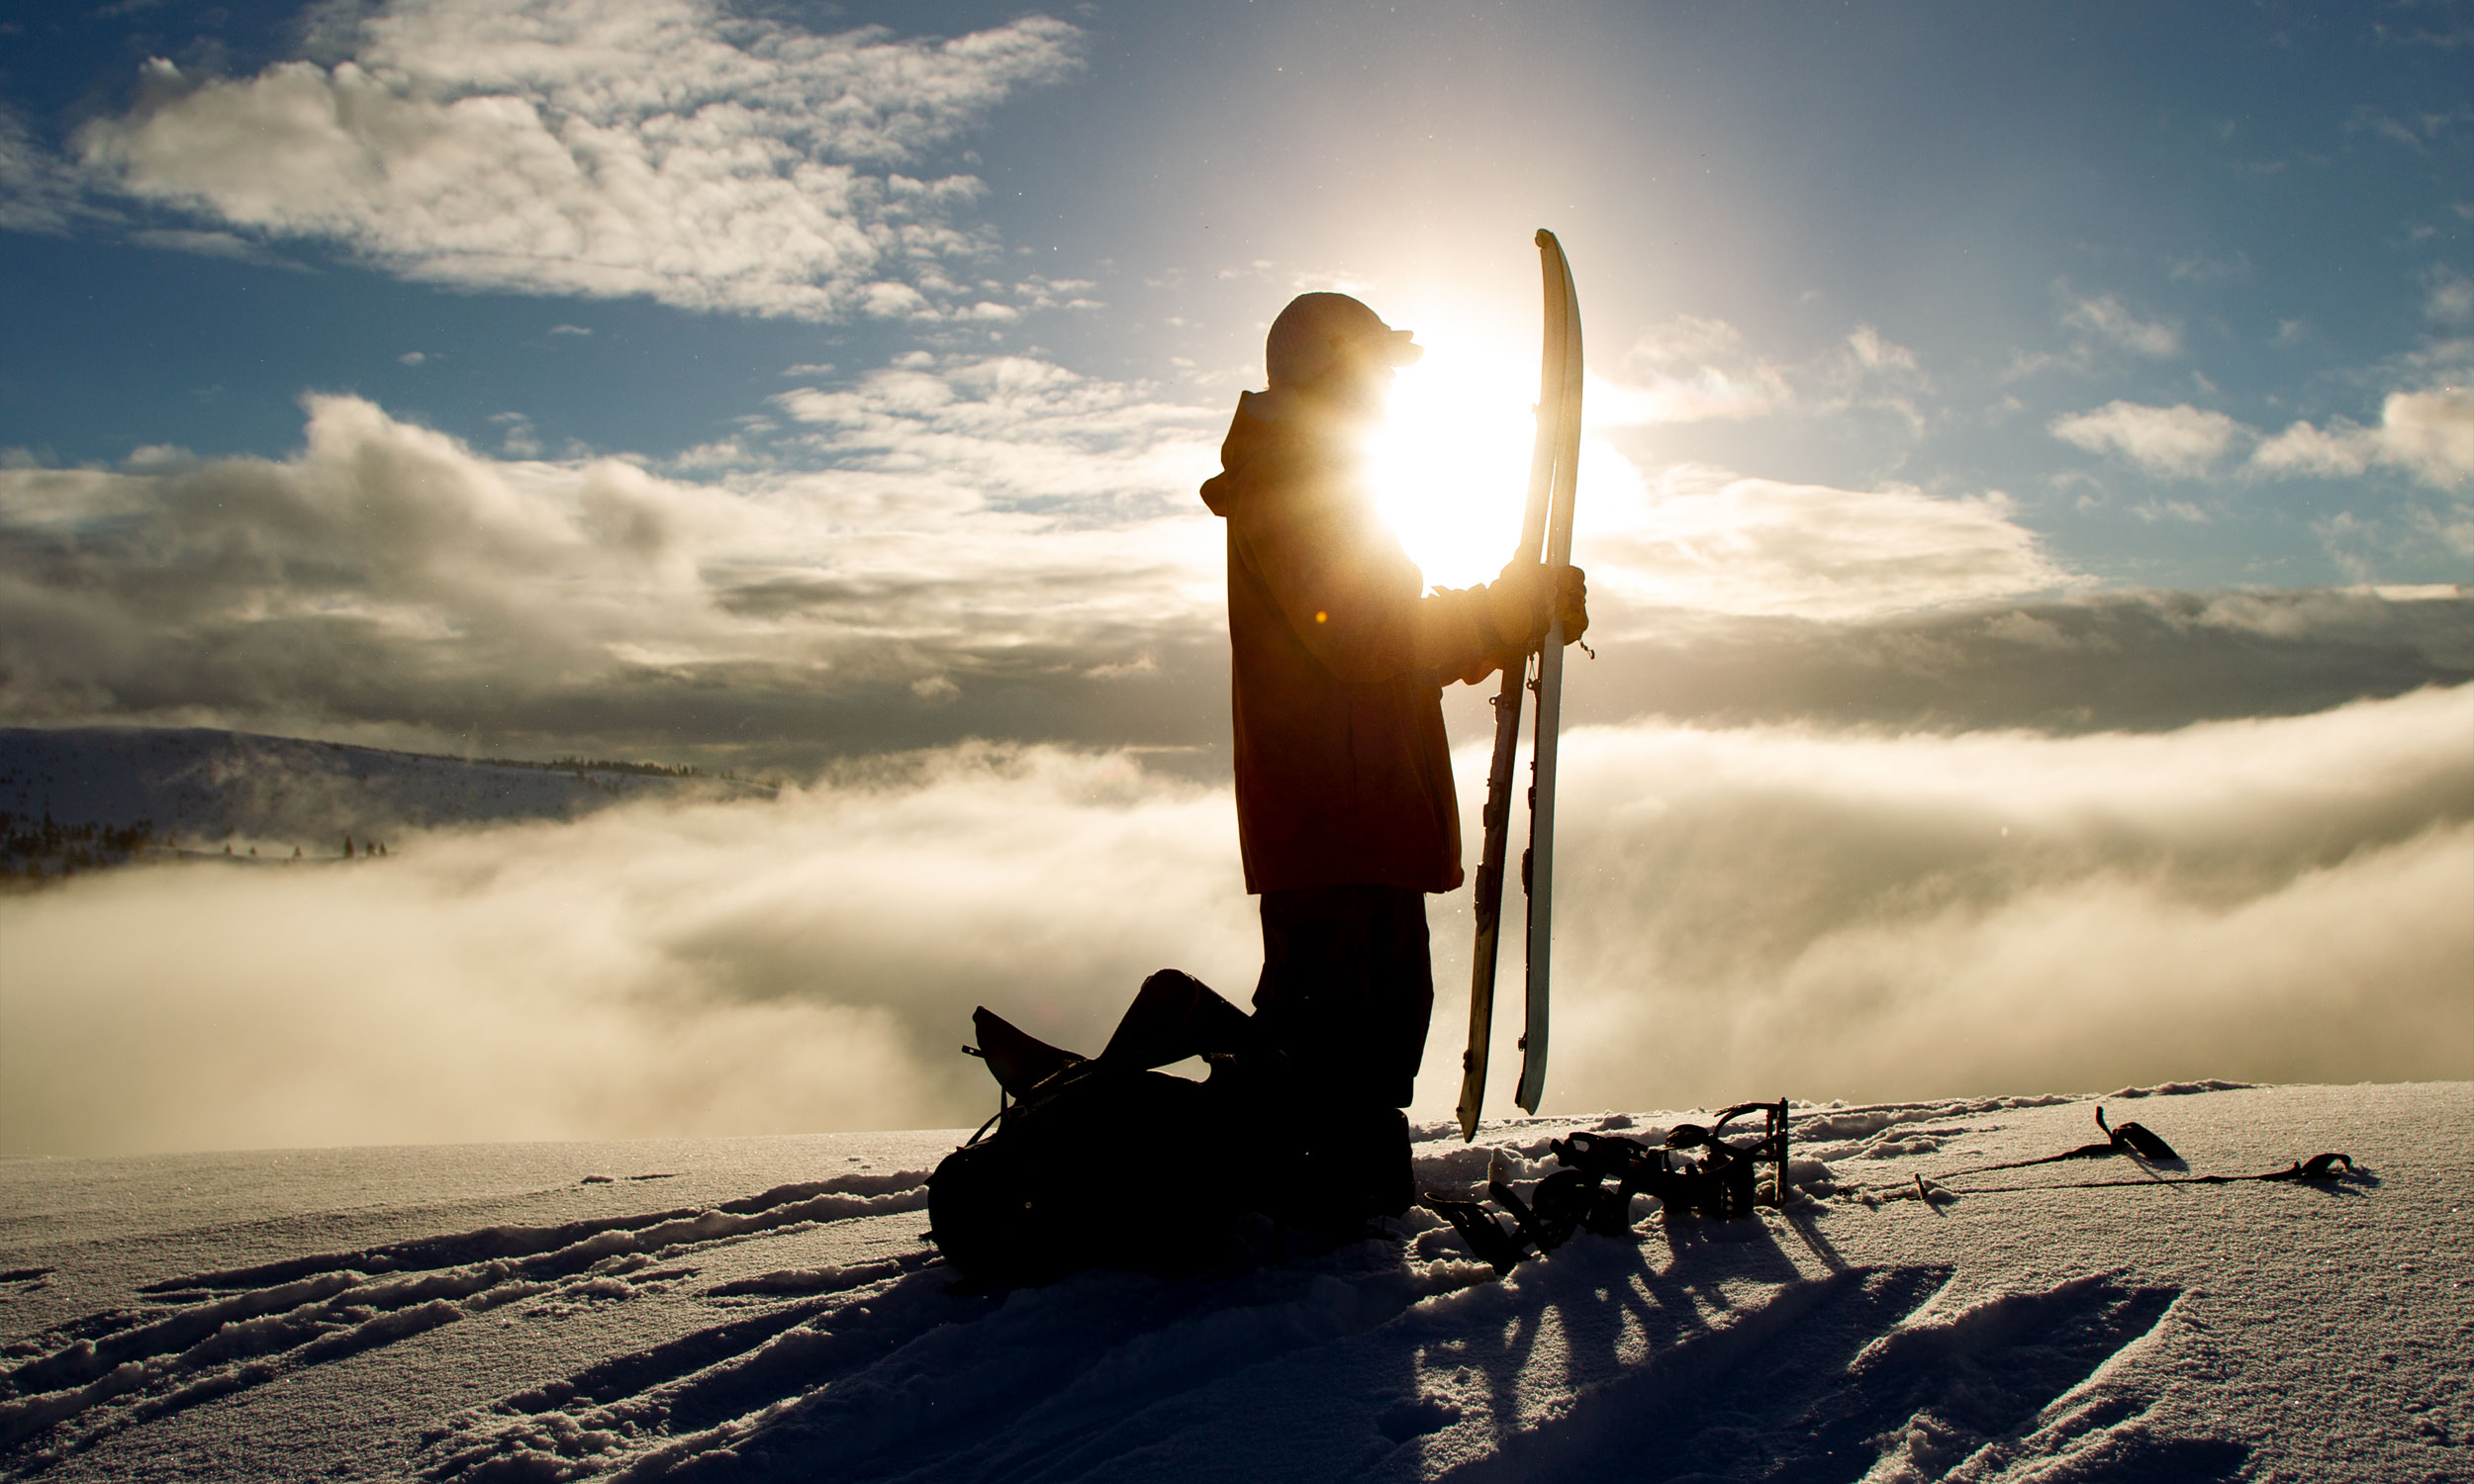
[1230,478,1514,686]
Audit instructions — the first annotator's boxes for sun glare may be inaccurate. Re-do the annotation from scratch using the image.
[1364,325,1543,591]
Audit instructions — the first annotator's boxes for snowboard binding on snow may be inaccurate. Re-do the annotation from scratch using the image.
[1424,1100,1791,1274]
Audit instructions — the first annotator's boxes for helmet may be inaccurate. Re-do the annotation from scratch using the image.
[1265,293,1421,389]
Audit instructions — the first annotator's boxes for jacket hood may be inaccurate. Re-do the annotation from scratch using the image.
[1199,390,1360,517]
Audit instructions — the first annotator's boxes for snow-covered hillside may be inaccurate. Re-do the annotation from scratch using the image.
[0,728,771,868]
[1,1081,2462,1482]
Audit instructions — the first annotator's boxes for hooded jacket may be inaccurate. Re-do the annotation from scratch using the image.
[1200,390,1509,895]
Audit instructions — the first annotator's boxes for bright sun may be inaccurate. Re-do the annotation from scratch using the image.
[1363,322,1542,592]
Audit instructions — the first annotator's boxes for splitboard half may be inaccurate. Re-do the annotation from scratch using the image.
[1516,232,1584,1115]
[1458,229,1584,1140]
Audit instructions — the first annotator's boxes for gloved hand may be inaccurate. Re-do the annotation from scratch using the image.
[1483,561,1588,650]
[1554,563,1588,643]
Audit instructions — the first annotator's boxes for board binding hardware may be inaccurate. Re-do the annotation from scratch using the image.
[1422,1099,1790,1274]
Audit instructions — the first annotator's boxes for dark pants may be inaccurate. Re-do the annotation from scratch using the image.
[1251,883,1433,1111]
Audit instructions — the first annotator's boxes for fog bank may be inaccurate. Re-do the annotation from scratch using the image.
[3,688,2467,1156]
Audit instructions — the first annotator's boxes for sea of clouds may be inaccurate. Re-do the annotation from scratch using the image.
[4,682,2465,1157]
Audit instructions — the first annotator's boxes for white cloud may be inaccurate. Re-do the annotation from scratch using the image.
[0,106,94,234]
[2249,386,2473,489]
[2049,383,2468,577]
[1577,462,2080,620]
[2012,292,2186,379]
[2061,293,2181,358]
[1846,324,1917,370]
[1595,315,1929,427]
[1600,316,1791,423]
[2166,250,2250,285]
[2250,419,2375,479]
[2427,265,2474,325]
[2052,381,2471,492]
[0,370,1223,758]
[2049,401,2243,477]
[488,410,542,456]
[4,685,2465,1155]
[771,354,1221,512]
[69,1,1081,319]
[2131,498,2210,524]
[126,227,304,268]
[2347,104,2474,152]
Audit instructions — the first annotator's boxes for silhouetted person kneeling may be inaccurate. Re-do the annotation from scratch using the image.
[928,293,1585,1285]
[1200,292,1586,1226]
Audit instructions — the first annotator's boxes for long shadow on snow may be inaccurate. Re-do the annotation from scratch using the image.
[1459,1257,2191,1483]
[641,1214,1837,1484]
[637,1237,1478,1484]
[2045,1435,2248,1483]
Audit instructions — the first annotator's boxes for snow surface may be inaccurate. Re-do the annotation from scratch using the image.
[0,1082,2464,1482]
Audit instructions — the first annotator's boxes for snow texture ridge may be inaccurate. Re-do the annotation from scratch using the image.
[0,1083,2465,1482]
[0,1170,929,1463]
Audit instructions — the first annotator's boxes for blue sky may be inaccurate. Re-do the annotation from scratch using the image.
[0,0,2467,764]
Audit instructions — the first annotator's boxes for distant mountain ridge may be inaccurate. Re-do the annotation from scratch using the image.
[0,727,773,870]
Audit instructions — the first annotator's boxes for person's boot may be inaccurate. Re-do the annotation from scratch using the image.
[1279,1100,1413,1233]
[1331,1104,1414,1219]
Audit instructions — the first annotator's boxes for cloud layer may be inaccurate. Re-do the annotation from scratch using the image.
[0,746,1258,1155]
[0,380,1226,765]
[4,686,2466,1156]
[6,381,2468,766]
[1537,684,2474,1111]
[1596,316,1930,430]
[1579,462,2076,621]
[0,375,2218,765]
[1545,586,2474,738]
[66,0,1079,318]
[2049,401,2243,479]
[2052,386,2474,494]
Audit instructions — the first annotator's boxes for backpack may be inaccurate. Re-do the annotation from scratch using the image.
[926,970,1412,1287]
